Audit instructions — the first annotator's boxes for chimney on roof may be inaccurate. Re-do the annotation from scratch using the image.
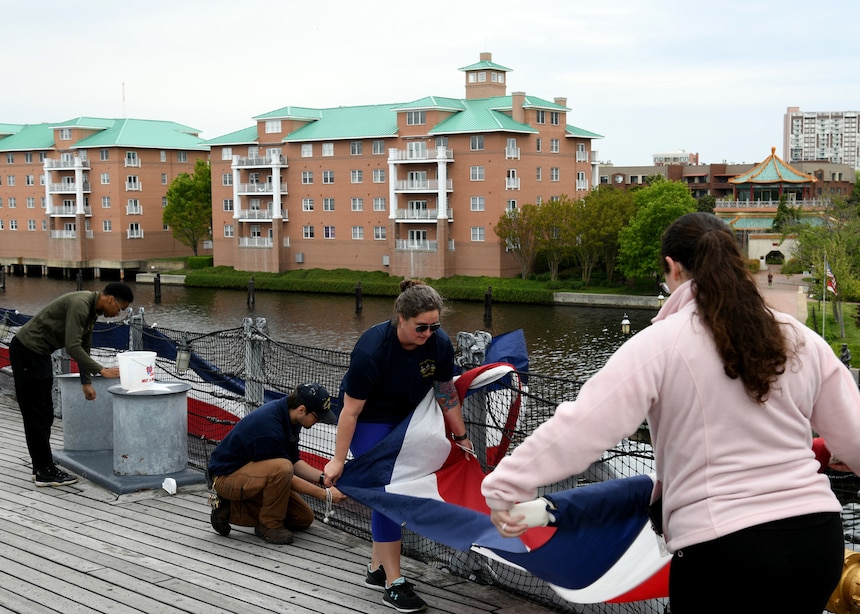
[554,97,567,108]
[480,52,492,62]
[512,92,526,124]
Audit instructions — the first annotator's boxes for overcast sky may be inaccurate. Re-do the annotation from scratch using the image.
[5,0,859,166]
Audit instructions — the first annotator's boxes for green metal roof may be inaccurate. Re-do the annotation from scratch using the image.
[0,123,25,137]
[729,148,815,185]
[458,59,513,72]
[203,126,259,146]
[727,216,774,230]
[282,103,401,142]
[428,96,537,135]
[393,96,466,111]
[253,106,323,122]
[0,123,58,151]
[566,124,603,139]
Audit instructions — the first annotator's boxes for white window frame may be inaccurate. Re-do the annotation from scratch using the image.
[265,120,282,133]
[324,225,335,239]
[470,196,485,211]
[471,227,485,242]
[323,170,334,184]
[322,143,334,157]
[350,141,362,155]
[470,166,485,181]
[323,198,335,211]
[301,143,313,158]
[373,168,385,183]
[302,198,314,211]
[374,226,386,240]
[303,225,314,239]
[373,197,386,211]
[350,169,363,183]
[351,198,363,211]
[351,226,364,240]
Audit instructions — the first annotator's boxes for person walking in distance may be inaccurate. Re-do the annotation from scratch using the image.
[9,282,134,486]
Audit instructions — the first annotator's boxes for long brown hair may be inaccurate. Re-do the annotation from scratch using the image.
[661,213,787,403]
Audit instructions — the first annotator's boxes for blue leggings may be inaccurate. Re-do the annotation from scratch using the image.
[351,421,401,543]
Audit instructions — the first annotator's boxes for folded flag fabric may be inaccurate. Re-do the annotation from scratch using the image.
[336,363,670,604]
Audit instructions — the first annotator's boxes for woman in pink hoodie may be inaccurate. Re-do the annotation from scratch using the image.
[482,212,860,613]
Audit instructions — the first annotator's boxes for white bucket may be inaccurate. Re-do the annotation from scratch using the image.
[117,351,157,391]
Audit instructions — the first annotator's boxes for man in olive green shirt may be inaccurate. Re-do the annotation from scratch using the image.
[10,282,134,486]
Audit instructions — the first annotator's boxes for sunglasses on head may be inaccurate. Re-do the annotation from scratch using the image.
[415,322,441,333]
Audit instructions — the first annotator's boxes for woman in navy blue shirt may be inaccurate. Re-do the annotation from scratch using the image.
[324,279,472,613]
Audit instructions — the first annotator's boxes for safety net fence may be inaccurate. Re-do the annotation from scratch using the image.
[2,307,858,614]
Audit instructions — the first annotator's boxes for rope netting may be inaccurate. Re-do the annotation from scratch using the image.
[2,307,858,614]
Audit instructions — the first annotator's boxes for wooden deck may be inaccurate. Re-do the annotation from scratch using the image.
[0,389,552,614]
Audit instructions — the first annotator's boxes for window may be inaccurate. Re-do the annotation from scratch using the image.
[161,173,168,185]
[470,196,485,211]
[322,143,334,157]
[302,198,314,211]
[8,197,15,208]
[224,224,234,238]
[301,144,313,158]
[550,111,560,126]
[6,176,15,186]
[535,110,546,124]
[324,226,335,239]
[577,143,588,162]
[223,199,234,212]
[265,120,282,133]
[469,73,476,83]
[406,111,426,125]
[6,153,13,163]
[470,135,484,151]
[352,226,364,240]
[551,167,560,182]
[128,223,143,238]
[248,172,260,185]
[536,167,542,181]
[26,175,34,186]
[507,199,517,211]
[374,226,386,240]
[221,147,232,160]
[435,136,448,148]
[102,196,111,208]
[222,173,232,186]
[9,220,17,230]
[59,128,72,140]
[576,171,587,191]
[26,197,35,208]
[350,141,362,155]
[100,149,109,161]
[471,227,485,241]
[373,197,386,211]
[302,171,314,184]
[177,151,188,162]
[351,198,363,211]
[350,170,363,183]
[248,146,258,158]
[103,220,112,232]
[323,198,335,211]
[323,171,334,184]
[550,139,560,153]
[470,166,485,181]
[160,150,167,162]
[303,225,314,239]
[373,168,385,183]
[477,72,486,82]
[127,199,142,214]
[27,219,36,231]
[372,140,385,154]
[0,220,3,229]
[39,152,46,162]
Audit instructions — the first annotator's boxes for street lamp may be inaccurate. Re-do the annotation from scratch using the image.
[175,335,192,374]
[657,292,666,308]
[621,313,631,335]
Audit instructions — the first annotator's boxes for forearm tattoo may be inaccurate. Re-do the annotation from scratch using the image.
[435,379,459,413]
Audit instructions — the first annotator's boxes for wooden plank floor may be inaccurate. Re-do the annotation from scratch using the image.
[0,388,553,614]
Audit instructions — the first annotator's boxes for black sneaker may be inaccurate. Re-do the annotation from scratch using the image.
[33,465,78,487]
[383,580,426,612]
[365,564,386,590]
[209,494,231,536]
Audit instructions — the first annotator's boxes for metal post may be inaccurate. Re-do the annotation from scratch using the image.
[129,307,145,351]
[355,281,363,314]
[483,286,493,323]
[247,277,255,308]
[243,317,266,412]
[154,272,162,303]
[76,269,83,291]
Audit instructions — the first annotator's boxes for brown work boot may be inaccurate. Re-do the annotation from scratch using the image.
[209,494,231,536]
[255,524,294,545]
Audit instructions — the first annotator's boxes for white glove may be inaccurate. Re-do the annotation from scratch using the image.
[509,497,557,527]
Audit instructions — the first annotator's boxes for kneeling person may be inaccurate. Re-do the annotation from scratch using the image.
[208,383,345,544]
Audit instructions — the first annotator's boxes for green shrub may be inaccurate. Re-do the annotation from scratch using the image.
[187,256,213,269]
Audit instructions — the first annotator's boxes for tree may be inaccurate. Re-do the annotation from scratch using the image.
[534,198,577,281]
[163,159,212,256]
[696,194,716,213]
[618,179,697,279]
[494,204,540,279]
[574,186,635,284]
[772,196,802,234]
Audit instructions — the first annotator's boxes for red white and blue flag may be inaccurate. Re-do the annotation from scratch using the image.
[336,363,670,604]
[826,262,838,295]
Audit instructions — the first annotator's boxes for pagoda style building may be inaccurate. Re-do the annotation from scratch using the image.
[727,147,816,202]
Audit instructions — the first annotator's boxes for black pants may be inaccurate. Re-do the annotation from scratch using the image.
[669,512,844,613]
[9,336,56,471]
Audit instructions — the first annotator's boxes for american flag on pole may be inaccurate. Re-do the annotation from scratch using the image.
[336,364,670,604]
[826,261,838,295]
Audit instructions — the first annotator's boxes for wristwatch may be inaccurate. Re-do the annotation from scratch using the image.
[452,432,468,441]
[319,472,326,486]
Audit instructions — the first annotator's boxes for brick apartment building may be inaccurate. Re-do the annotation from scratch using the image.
[0,117,210,279]
[206,52,602,279]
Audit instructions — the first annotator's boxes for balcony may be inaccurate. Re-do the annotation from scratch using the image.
[237,208,284,221]
[237,182,287,195]
[394,208,453,222]
[395,239,437,252]
[126,205,143,215]
[124,158,141,168]
[505,178,521,190]
[48,182,91,193]
[50,205,92,216]
[393,179,453,193]
[50,230,77,239]
[234,154,287,167]
[388,147,454,163]
[125,182,142,191]
[714,198,829,209]
[505,147,520,160]
[238,237,273,248]
[127,229,145,239]
[44,158,90,169]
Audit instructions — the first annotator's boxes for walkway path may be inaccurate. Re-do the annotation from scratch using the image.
[755,268,809,322]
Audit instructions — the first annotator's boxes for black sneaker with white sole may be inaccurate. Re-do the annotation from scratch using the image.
[383,580,426,612]
[33,465,78,487]
[365,564,386,590]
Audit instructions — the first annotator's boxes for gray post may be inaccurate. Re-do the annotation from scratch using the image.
[129,307,145,351]
[243,317,266,411]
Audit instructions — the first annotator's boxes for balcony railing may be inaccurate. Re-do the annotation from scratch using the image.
[50,205,92,216]
[388,147,454,162]
[124,158,141,167]
[126,205,143,215]
[238,237,273,248]
[394,208,453,221]
[125,182,142,191]
[714,198,830,209]
[127,229,145,239]
[505,147,520,160]
[237,182,287,194]
[395,239,437,252]
[576,152,589,162]
[237,209,273,220]
[234,155,287,167]
[49,182,91,193]
[50,230,76,239]
[393,179,453,192]
[505,178,521,190]
[44,158,90,169]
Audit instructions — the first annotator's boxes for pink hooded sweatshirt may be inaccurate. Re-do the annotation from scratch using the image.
[482,280,860,552]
